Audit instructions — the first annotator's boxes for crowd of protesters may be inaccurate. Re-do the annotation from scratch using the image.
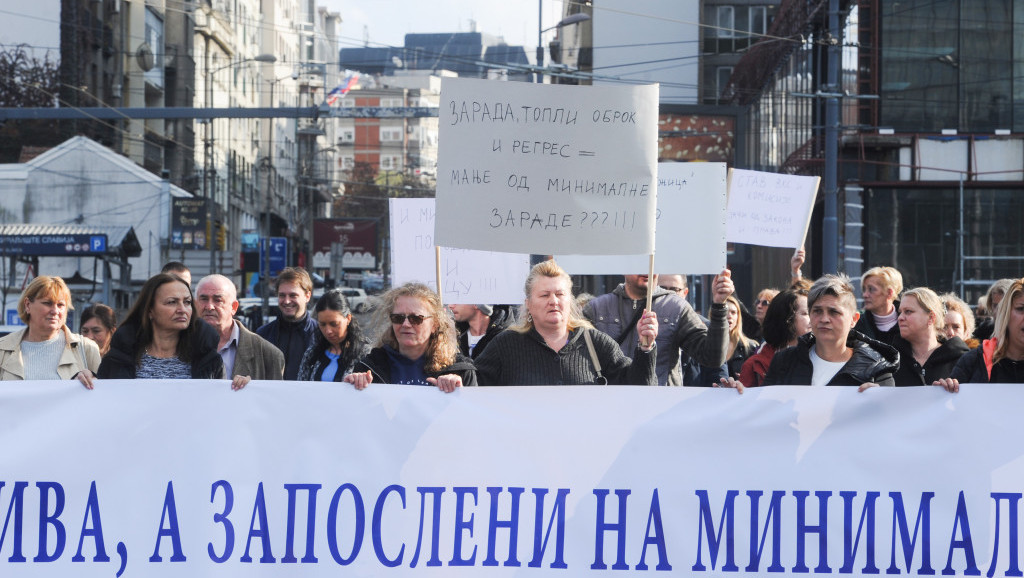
[2,257,1022,394]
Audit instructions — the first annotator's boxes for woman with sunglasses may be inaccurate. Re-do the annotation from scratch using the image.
[344,283,476,392]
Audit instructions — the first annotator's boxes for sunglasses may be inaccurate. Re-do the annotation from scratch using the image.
[390,313,432,326]
[756,299,771,307]
[661,286,684,293]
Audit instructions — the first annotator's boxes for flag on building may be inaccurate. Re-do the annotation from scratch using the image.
[326,71,360,106]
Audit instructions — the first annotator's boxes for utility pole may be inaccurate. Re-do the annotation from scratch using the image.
[823,0,840,275]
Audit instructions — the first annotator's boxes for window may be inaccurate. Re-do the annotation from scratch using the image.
[717,7,735,38]
[341,156,355,170]
[715,67,734,103]
[379,127,403,142]
[705,5,772,53]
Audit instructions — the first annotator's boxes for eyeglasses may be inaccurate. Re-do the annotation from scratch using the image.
[756,299,771,307]
[661,286,684,294]
[390,313,432,326]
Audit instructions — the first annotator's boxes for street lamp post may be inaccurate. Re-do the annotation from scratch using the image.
[261,72,295,320]
[204,53,276,275]
[536,4,591,83]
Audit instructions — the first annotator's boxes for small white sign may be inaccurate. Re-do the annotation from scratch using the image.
[390,198,529,304]
[726,168,819,248]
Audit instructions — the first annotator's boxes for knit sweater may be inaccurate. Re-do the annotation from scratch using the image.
[475,327,657,386]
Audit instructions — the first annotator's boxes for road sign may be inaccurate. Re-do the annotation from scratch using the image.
[260,237,288,277]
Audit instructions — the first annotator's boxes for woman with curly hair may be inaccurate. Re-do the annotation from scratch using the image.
[939,292,978,348]
[297,289,367,382]
[344,283,476,392]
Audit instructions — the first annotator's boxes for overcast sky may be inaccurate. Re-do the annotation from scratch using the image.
[0,1,562,61]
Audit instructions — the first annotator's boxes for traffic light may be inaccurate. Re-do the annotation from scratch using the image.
[216,223,227,251]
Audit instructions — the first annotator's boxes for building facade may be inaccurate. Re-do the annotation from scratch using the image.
[726,0,1024,302]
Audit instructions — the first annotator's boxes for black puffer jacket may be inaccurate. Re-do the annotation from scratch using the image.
[763,331,899,387]
[98,319,225,379]
[354,346,478,387]
[893,336,969,386]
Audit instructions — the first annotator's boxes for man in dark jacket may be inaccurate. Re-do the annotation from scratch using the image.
[257,267,318,380]
[452,304,510,359]
[584,271,733,386]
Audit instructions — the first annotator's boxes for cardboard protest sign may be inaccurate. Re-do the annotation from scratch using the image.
[435,77,659,255]
[390,198,529,304]
[726,169,819,248]
[558,162,727,275]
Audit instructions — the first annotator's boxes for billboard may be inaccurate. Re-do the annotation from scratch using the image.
[171,198,209,250]
[312,218,377,270]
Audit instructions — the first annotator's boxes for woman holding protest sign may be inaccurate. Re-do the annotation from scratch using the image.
[937,278,1024,390]
[719,275,898,392]
[892,287,968,386]
[475,259,658,386]
[343,282,475,392]
[98,273,235,385]
[0,276,100,387]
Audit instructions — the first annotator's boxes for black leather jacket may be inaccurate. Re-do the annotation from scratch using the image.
[763,331,899,387]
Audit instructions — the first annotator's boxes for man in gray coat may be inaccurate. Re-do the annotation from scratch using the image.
[583,270,733,385]
[196,275,285,380]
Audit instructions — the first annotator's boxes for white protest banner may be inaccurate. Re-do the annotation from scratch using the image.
[3,381,1023,577]
[557,162,727,275]
[389,198,530,304]
[726,168,819,248]
[435,77,659,255]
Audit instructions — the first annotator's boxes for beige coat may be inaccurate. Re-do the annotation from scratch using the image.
[0,327,101,381]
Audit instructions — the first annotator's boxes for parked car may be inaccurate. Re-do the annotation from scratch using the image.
[338,287,371,312]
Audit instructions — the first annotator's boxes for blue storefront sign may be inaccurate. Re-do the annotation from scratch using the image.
[0,234,109,256]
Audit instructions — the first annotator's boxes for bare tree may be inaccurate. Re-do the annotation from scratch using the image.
[0,44,61,163]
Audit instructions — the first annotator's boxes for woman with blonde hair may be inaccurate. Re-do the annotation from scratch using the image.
[0,276,100,386]
[973,278,1016,340]
[893,287,968,386]
[723,294,759,379]
[939,278,1024,390]
[854,266,905,346]
[475,259,658,386]
[344,283,475,392]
